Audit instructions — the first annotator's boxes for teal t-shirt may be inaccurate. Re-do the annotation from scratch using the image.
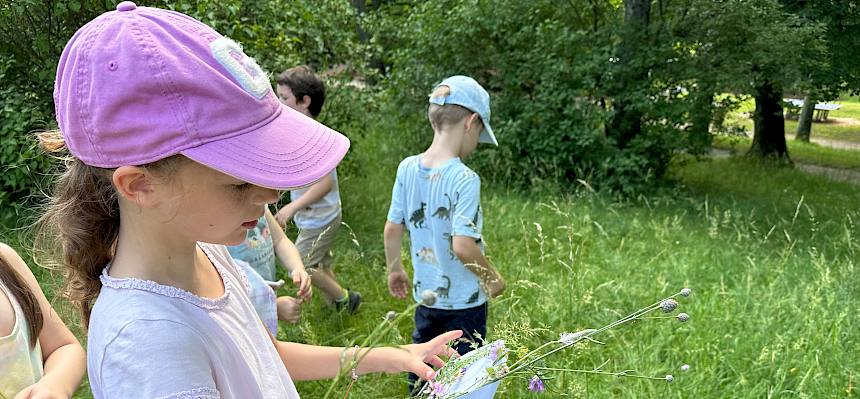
[387,155,487,309]
[227,216,276,281]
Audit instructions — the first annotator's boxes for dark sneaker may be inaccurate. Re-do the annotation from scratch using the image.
[335,290,362,314]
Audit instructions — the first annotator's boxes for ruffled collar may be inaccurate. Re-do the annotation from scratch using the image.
[99,244,231,310]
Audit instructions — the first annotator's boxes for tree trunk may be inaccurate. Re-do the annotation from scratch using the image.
[794,93,814,142]
[748,79,791,162]
[688,89,714,154]
[607,0,650,149]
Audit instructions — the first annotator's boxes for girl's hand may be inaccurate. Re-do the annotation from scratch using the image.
[276,296,302,324]
[290,268,312,300]
[399,330,463,380]
[14,380,71,399]
[274,205,296,228]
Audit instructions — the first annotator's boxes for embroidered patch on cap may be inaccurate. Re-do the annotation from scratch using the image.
[210,37,270,100]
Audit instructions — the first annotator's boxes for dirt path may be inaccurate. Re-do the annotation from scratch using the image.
[807,136,860,150]
[710,148,860,186]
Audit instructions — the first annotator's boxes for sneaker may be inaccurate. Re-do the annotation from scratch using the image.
[335,290,362,314]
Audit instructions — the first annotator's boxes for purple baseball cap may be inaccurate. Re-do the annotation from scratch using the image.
[53,1,349,189]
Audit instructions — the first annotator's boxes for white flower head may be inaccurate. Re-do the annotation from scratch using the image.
[559,329,597,345]
[665,374,674,383]
[680,288,692,297]
[421,290,438,306]
[677,313,690,323]
[680,364,690,372]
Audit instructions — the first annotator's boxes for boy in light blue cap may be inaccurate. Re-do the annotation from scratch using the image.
[384,75,505,394]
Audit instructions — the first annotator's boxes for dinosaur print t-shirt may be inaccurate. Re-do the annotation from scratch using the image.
[387,155,487,310]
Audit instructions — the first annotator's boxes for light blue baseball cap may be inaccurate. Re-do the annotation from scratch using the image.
[429,75,497,146]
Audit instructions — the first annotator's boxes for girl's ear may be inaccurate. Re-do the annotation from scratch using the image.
[112,166,160,207]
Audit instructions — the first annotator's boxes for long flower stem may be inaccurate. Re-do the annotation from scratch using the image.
[493,293,684,387]
[533,366,668,381]
[323,302,423,399]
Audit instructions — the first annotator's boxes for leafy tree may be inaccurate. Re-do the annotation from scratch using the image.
[671,0,825,161]
[781,0,860,142]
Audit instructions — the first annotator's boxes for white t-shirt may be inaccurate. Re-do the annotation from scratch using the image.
[87,243,299,398]
[290,170,341,230]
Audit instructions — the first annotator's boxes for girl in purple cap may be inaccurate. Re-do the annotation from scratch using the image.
[37,2,461,398]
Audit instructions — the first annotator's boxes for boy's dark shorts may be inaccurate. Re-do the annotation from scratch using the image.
[412,303,488,352]
[408,303,488,394]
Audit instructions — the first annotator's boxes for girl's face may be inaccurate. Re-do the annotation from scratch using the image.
[158,160,279,246]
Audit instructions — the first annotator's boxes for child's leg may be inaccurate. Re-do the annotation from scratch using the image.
[407,305,446,395]
[307,266,346,303]
[442,303,488,355]
[295,216,357,305]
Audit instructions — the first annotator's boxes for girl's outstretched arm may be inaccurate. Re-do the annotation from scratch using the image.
[1,244,86,399]
[273,330,463,381]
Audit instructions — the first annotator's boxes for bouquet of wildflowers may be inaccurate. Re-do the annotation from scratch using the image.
[415,288,694,398]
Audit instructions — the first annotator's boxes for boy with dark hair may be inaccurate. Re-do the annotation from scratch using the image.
[275,65,360,313]
[384,75,505,394]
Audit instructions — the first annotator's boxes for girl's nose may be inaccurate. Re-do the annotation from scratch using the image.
[253,186,280,205]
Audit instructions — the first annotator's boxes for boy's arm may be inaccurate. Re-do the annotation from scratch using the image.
[265,208,311,299]
[275,174,334,227]
[452,236,505,298]
[383,221,410,299]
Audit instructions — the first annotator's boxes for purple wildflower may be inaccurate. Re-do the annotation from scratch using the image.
[487,340,505,361]
[528,375,545,393]
[428,381,446,397]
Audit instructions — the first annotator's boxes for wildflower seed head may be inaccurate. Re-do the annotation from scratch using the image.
[677,313,690,322]
[680,364,690,372]
[660,299,678,313]
[559,329,597,345]
[385,311,397,321]
[680,288,692,297]
[559,332,575,345]
[421,290,438,306]
[665,374,674,383]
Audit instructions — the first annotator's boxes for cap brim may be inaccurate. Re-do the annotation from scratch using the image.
[182,104,349,190]
[479,124,498,146]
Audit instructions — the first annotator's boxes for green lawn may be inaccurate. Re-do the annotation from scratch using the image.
[3,126,858,398]
[725,95,860,143]
[713,135,860,171]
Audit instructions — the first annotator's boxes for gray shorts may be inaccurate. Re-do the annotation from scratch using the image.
[295,215,341,270]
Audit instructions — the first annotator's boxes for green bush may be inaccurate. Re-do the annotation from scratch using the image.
[0,59,57,227]
[0,0,370,224]
[369,0,684,192]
